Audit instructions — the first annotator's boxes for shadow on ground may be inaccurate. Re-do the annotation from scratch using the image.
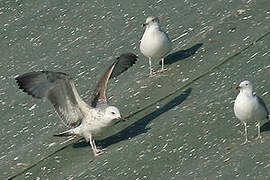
[261,121,270,132]
[73,88,192,148]
[160,43,203,65]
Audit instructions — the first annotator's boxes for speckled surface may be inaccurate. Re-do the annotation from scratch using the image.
[0,0,270,179]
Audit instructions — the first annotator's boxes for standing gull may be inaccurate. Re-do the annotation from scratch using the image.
[140,16,172,76]
[234,80,269,144]
[15,53,138,156]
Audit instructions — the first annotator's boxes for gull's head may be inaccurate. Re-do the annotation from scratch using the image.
[236,80,254,93]
[142,16,160,28]
[104,106,121,122]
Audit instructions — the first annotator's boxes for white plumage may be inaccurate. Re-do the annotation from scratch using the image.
[234,80,269,144]
[16,53,137,156]
[140,16,172,76]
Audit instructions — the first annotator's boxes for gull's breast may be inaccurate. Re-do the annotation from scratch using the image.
[234,94,264,122]
[140,29,172,59]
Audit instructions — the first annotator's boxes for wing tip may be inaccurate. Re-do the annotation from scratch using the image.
[118,52,138,63]
[15,71,71,99]
[15,71,50,99]
[16,77,43,99]
[110,52,138,78]
[106,52,138,71]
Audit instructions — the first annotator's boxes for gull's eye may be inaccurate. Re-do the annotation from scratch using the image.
[245,84,248,86]
[111,112,116,115]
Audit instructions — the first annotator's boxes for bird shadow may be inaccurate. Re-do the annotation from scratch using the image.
[73,88,192,148]
[260,121,270,132]
[160,43,203,65]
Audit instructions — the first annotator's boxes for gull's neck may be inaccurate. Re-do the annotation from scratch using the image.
[147,23,161,31]
[240,88,253,97]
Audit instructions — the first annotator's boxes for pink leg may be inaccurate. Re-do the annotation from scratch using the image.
[148,57,155,77]
[157,58,167,73]
[89,135,104,156]
[256,121,262,141]
[241,122,250,145]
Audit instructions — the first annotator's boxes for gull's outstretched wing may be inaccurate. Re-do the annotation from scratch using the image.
[91,53,138,107]
[16,71,90,127]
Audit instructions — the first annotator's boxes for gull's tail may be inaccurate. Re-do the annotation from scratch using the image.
[53,129,75,137]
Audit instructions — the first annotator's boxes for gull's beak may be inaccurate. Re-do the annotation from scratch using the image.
[114,117,125,125]
[235,85,241,90]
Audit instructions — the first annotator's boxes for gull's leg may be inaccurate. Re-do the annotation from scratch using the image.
[157,58,168,73]
[256,121,262,140]
[89,134,104,156]
[241,122,250,145]
[91,136,97,150]
[89,134,96,154]
[148,57,154,76]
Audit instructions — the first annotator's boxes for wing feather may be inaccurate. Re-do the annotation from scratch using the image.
[257,95,269,119]
[91,53,138,107]
[16,71,90,127]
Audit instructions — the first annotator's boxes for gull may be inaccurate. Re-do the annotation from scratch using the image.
[234,80,269,144]
[140,16,172,76]
[15,53,138,156]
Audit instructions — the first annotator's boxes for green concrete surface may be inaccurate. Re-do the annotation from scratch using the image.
[0,0,270,179]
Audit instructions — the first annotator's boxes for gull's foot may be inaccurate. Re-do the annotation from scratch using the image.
[93,148,105,156]
[148,71,157,77]
[157,68,168,73]
[256,135,262,140]
[241,140,250,145]
[256,136,263,143]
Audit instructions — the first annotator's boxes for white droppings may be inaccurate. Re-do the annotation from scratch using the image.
[29,104,37,111]
[140,85,148,89]
[172,32,188,42]
[0,155,7,160]
[90,67,96,71]
[250,52,258,58]
[182,78,189,82]
[243,15,252,20]
[237,9,246,14]
[262,92,269,96]
[48,142,56,148]
[163,143,168,149]
[25,171,32,176]
[60,136,76,145]
[243,36,250,41]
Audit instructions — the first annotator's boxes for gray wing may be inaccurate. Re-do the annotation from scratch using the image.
[257,95,269,119]
[91,53,138,107]
[16,71,90,127]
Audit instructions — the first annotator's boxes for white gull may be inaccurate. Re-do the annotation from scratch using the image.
[140,16,172,76]
[234,80,269,144]
[16,53,138,156]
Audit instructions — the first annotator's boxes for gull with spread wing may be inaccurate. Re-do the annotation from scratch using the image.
[16,53,138,156]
